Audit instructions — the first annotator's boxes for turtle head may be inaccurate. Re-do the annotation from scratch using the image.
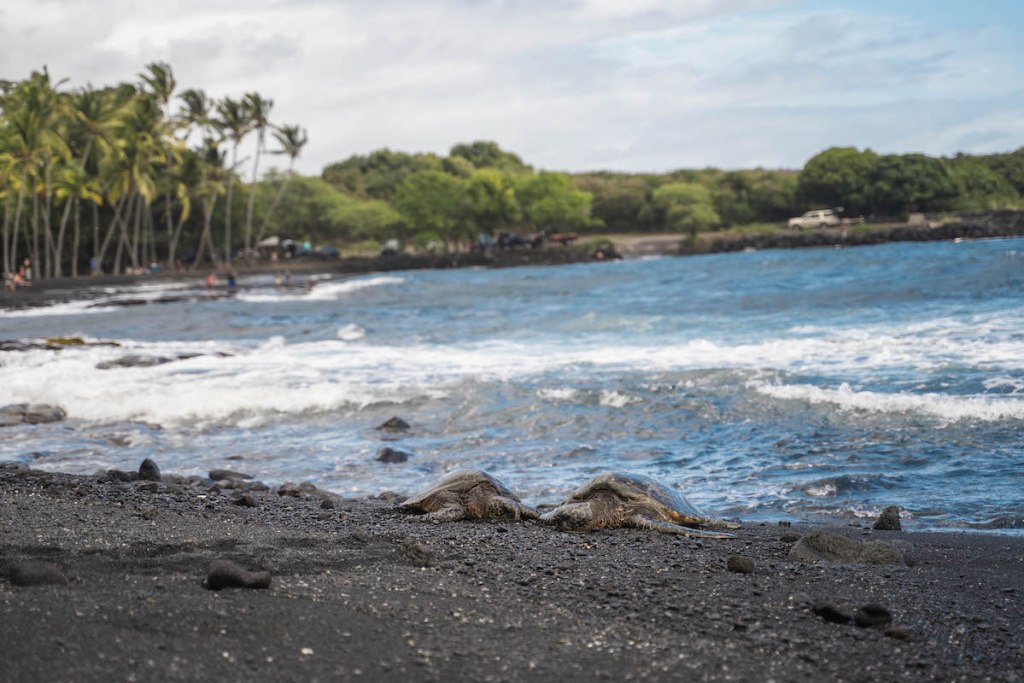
[539,501,594,531]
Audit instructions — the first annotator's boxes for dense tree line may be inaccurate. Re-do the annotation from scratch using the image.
[1,64,307,281]
[5,63,1024,283]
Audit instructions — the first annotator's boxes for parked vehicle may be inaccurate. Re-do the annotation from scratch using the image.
[788,209,840,229]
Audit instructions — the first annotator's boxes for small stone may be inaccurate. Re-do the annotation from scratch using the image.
[376,416,411,432]
[778,520,792,527]
[320,498,335,509]
[376,448,411,464]
[278,482,300,497]
[884,626,912,640]
[205,559,271,591]
[726,555,755,574]
[812,603,853,625]
[138,458,162,481]
[141,507,158,520]
[105,469,137,482]
[136,481,159,493]
[780,532,801,543]
[789,530,903,565]
[232,493,257,508]
[10,561,68,587]
[854,604,892,628]
[376,447,412,464]
[873,506,902,531]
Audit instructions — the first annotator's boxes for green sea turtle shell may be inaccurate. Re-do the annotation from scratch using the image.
[560,472,715,527]
[401,469,523,511]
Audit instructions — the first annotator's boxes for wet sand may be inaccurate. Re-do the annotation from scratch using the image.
[1,463,1021,682]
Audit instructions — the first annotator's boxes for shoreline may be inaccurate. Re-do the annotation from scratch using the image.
[1,463,1021,682]
[4,214,1024,311]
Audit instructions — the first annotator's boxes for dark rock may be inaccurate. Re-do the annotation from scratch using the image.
[884,626,912,640]
[778,520,792,527]
[10,561,68,587]
[854,604,893,628]
[232,493,257,508]
[873,506,902,531]
[376,447,413,464]
[399,537,437,567]
[209,469,253,481]
[138,458,161,481]
[141,507,158,520]
[204,559,271,591]
[376,416,411,433]
[780,532,801,543]
[278,482,301,497]
[96,354,173,370]
[0,403,67,427]
[104,469,138,482]
[812,603,852,625]
[320,498,335,509]
[726,555,755,574]
[789,530,904,565]
[136,481,159,493]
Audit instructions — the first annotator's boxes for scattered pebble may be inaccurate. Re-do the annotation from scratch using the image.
[376,416,411,432]
[854,604,893,628]
[726,555,755,574]
[884,626,912,640]
[376,447,413,464]
[232,493,258,508]
[10,561,68,587]
[873,506,902,531]
[204,559,271,591]
[789,530,903,565]
[779,532,801,543]
[138,458,162,482]
[812,603,853,625]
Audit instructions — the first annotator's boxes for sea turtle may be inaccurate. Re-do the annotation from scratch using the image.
[540,472,739,538]
[400,469,539,523]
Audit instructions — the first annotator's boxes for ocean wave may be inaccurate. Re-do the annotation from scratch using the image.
[236,275,404,303]
[754,381,1024,422]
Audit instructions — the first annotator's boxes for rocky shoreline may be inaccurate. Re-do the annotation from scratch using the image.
[1,462,1021,682]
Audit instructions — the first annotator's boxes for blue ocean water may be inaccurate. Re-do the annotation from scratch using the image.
[2,238,1023,531]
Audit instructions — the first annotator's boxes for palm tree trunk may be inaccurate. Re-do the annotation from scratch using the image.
[96,195,130,272]
[8,175,27,276]
[72,198,81,277]
[243,138,263,260]
[223,144,238,267]
[54,197,74,278]
[255,165,294,243]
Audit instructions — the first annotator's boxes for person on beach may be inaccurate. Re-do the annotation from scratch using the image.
[205,272,217,290]
[19,258,32,282]
[227,271,238,289]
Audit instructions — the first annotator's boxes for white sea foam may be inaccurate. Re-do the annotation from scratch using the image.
[537,387,579,401]
[753,381,1024,422]
[336,324,367,341]
[599,390,640,408]
[236,275,404,303]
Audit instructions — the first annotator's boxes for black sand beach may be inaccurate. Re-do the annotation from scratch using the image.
[1,463,1021,682]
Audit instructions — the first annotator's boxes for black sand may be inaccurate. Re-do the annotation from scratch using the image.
[1,464,1021,682]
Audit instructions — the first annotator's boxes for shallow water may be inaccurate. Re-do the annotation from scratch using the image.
[2,238,1023,531]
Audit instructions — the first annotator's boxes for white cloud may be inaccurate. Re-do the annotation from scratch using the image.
[1,0,1022,176]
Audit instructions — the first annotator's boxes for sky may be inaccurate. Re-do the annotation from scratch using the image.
[2,0,1023,176]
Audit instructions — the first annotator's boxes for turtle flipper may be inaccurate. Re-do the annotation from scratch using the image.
[628,514,736,538]
[421,504,467,523]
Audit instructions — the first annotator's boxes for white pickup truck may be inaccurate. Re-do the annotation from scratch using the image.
[788,209,840,229]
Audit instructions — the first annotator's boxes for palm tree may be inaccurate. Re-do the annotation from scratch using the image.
[139,62,180,267]
[241,92,272,260]
[215,96,252,266]
[255,124,307,242]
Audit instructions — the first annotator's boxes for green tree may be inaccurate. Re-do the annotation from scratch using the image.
[464,169,520,236]
[215,96,252,265]
[869,153,959,217]
[797,147,878,215]
[393,170,467,249]
[514,171,593,232]
[651,182,720,238]
[242,91,273,258]
[449,141,530,172]
[255,124,307,242]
